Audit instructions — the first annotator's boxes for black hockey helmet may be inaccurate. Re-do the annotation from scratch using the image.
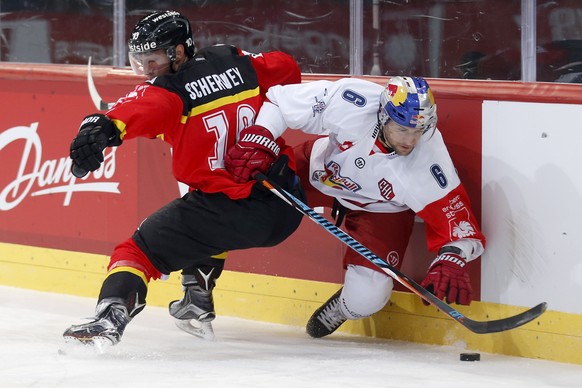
[128,10,196,62]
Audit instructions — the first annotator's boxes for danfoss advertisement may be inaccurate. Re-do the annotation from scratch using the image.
[0,81,139,255]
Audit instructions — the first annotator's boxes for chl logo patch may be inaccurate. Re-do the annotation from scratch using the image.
[378,178,395,200]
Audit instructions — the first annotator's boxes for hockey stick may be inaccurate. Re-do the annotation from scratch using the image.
[87,56,115,111]
[71,58,116,178]
[255,173,547,334]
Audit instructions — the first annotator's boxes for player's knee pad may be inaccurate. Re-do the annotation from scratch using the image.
[340,265,393,319]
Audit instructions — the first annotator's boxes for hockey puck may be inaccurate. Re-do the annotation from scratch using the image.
[460,352,480,361]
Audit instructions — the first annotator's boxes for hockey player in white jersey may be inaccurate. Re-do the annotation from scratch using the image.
[225,76,486,338]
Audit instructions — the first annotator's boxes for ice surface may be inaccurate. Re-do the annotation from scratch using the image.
[0,285,580,387]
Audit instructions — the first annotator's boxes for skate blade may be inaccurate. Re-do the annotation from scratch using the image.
[61,335,115,355]
[173,317,215,340]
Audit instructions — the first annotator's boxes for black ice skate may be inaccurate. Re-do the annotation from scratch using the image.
[63,300,131,347]
[169,271,217,340]
[306,288,347,338]
[169,284,215,322]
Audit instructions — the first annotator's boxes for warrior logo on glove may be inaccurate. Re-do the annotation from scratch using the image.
[239,132,280,155]
[224,125,280,183]
[420,250,472,305]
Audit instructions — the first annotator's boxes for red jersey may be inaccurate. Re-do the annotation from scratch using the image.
[106,45,300,199]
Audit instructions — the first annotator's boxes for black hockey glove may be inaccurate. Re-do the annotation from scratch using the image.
[70,114,122,178]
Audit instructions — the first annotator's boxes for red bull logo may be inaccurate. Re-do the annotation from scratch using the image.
[321,161,361,192]
[387,84,408,106]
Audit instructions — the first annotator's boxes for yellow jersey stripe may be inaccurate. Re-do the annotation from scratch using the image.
[110,119,127,140]
[188,87,260,117]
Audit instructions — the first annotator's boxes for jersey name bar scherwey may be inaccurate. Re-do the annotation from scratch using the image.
[184,67,244,100]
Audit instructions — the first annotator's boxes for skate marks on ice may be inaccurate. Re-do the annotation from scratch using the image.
[0,286,581,387]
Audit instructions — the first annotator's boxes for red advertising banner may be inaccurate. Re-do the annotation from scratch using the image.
[0,74,133,253]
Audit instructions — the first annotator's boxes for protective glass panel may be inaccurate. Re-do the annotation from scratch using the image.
[362,0,522,80]
[0,1,114,64]
[1,0,581,83]
[125,0,350,74]
[536,0,582,83]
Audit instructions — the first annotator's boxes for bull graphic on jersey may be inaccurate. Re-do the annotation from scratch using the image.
[448,207,477,239]
[319,161,361,192]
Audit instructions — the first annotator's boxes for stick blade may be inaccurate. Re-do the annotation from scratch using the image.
[87,56,114,111]
[466,302,547,334]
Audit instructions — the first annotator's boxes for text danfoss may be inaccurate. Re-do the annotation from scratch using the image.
[0,122,120,210]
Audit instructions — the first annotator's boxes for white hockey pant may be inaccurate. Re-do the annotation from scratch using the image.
[339,264,393,320]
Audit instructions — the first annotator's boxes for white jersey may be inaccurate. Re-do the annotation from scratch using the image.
[257,78,485,260]
[258,78,459,213]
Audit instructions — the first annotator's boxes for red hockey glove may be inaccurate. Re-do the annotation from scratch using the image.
[225,125,280,183]
[420,252,472,305]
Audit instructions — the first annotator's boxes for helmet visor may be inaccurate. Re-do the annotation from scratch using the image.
[129,49,171,78]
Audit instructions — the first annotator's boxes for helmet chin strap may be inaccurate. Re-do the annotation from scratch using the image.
[165,46,179,74]
[166,45,193,74]
[165,46,177,62]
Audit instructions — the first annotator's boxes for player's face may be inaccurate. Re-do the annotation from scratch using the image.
[129,49,171,79]
[383,120,424,156]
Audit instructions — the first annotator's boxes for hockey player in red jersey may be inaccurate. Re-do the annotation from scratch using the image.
[63,10,303,346]
[225,76,486,338]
